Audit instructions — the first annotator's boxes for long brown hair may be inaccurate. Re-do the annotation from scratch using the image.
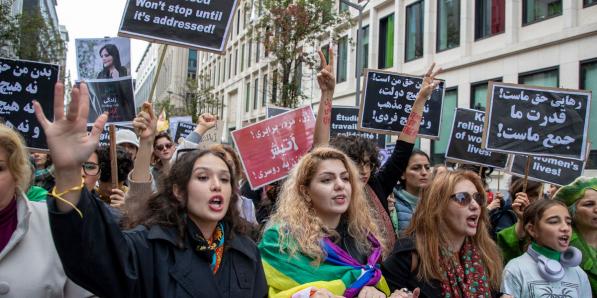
[131,148,247,247]
[404,170,502,288]
[266,146,385,264]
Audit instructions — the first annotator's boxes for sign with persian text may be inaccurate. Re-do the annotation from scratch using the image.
[358,69,445,139]
[482,82,591,160]
[0,58,59,150]
[119,0,239,53]
[232,106,316,189]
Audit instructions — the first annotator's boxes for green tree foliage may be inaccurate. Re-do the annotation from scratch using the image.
[0,0,21,58]
[255,0,352,108]
[182,75,222,122]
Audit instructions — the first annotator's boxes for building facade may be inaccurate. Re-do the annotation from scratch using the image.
[196,0,597,174]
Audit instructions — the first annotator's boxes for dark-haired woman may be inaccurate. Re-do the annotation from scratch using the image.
[392,149,431,235]
[33,82,267,297]
[97,44,128,79]
[502,199,591,297]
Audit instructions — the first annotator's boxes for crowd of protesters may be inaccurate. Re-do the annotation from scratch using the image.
[0,49,594,298]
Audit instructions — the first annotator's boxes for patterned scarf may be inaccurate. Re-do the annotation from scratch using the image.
[365,185,396,250]
[322,234,385,298]
[189,221,225,274]
[439,238,491,298]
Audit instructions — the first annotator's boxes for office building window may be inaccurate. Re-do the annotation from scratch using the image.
[518,67,559,87]
[241,44,245,72]
[580,59,597,168]
[234,48,238,76]
[405,2,424,62]
[431,88,458,164]
[236,9,241,34]
[585,0,597,7]
[256,41,260,63]
[245,81,251,112]
[337,36,348,83]
[272,72,278,103]
[475,0,505,39]
[262,74,268,106]
[253,78,259,109]
[378,13,394,68]
[437,0,460,51]
[248,40,252,68]
[359,26,369,74]
[523,0,562,25]
[321,44,330,62]
[470,78,502,110]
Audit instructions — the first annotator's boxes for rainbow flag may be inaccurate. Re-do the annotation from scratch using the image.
[258,226,390,298]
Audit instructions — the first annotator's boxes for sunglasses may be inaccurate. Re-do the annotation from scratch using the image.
[82,162,100,176]
[449,192,485,206]
[155,143,174,151]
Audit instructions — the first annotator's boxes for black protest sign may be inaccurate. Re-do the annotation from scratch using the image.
[483,82,591,160]
[174,121,195,142]
[0,58,59,150]
[88,125,135,148]
[331,106,385,147]
[358,69,445,139]
[266,105,291,118]
[119,0,239,53]
[445,108,508,169]
[86,79,136,124]
[509,155,585,186]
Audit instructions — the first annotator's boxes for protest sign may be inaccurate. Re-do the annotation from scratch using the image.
[482,82,591,160]
[174,121,195,142]
[232,106,316,189]
[0,58,58,150]
[446,108,508,169]
[266,105,291,118]
[509,155,585,186]
[87,124,135,148]
[86,79,136,124]
[169,115,192,137]
[75,37,131,80]
[331,106,385,148]
[197,120,224,149]
[118,0,239,53]
[358,69,445,139]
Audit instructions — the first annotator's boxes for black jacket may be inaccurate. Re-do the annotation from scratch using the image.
[47,188,268,298]
[382,237,503,298]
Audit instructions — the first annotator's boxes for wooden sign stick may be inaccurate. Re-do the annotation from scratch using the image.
[522,155,532,194]
[147,44,169,103]
[496,170,501,192]
[109,124,118,190]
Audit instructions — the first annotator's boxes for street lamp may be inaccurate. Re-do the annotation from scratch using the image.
[339,0,369,106]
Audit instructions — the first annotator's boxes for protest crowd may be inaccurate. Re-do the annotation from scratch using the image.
[1,1,596,296]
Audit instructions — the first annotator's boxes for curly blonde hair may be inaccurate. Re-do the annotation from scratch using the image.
[0,124,32,194]
[266,146,385,265]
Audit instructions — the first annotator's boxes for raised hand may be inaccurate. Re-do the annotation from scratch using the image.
[133,102,157,141]
[197,112,217,131]
[416,63,443,101]
[317,47,335,95]
[33,82,107,173]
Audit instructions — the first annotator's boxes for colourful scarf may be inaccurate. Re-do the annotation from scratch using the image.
[365,185,396,250]
[440,238,491,298]
[259,226,390,298]
[190,222,225,274]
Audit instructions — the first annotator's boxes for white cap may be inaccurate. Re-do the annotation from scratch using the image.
[116,129,139,149]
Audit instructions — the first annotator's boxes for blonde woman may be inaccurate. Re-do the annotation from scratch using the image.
[382,170,507,297]
[259,147,391,298]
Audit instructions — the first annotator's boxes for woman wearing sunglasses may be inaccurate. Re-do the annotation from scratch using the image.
[33,83,267,297]
[501,199,591,297]
[151,131,176,183]
[382,170,507,297]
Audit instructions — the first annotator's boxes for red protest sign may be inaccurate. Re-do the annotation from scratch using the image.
[232,106,316,189]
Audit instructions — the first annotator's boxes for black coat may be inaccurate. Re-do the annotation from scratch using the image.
[382,237,503,298]
[47,188,268,298]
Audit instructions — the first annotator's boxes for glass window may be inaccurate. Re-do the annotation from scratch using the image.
[475,0,505,39]
[437,0,460,51]
[321,44,330,62]
[248,40,252,68]
[470,78,502,110]
[518,67,559,87]
[432,88,458,164]
[359,26,369,74]
[585,0,597,7]
[262,74,268,106]
[253,78,259,110]
[405,2,424,62]
[188,49,197,73]
[241,44,245,72]
[337,36,348,83]
[523,0,562,25]
[340,1,348,12]
[234,48,238,76]
[378,13,394,68]
[580,59,597,169]
[272,72,278,104]
[245,81,251,112]
[236,9,241,35]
